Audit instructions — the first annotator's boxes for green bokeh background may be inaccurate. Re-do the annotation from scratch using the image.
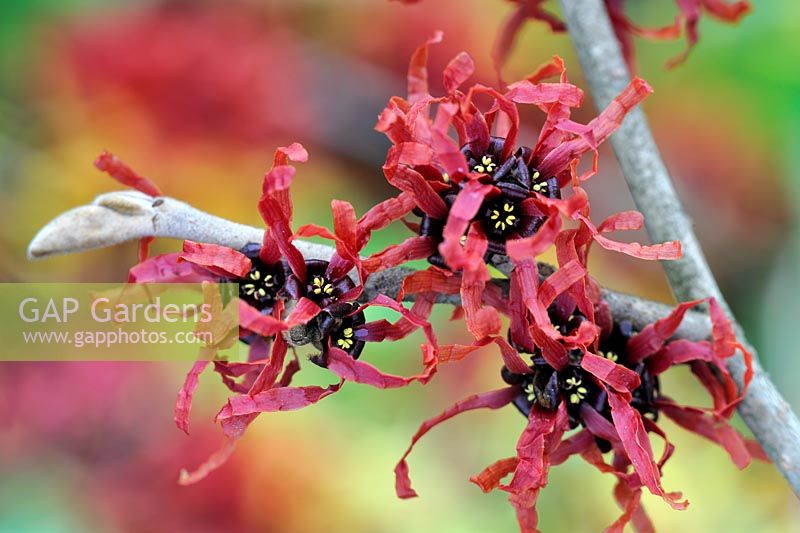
[0,1,798,531]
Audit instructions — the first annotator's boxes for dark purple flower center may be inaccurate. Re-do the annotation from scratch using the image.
[334,325,357,351]
[482,197,520,237]
[287,259,356,308]
[307,274,337,301]
[415,136,562,266]
[240,264,279,302]
[234,242,286,312]
[327,312,366,357]
[502,315,660,434]
[471,154,498,175]
[311,303,367,367]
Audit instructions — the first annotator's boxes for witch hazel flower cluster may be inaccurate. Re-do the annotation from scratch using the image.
[99,33,762,532]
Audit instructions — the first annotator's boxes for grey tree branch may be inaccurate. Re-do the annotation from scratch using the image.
[28,191,711,343]
[27,191,337,262]
[558,0,800,495]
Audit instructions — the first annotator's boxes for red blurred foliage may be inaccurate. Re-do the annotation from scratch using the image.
[0,363,262,532]
[55,2,314,146]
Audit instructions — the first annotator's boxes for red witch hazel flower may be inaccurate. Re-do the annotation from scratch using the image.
[120,143,442,481]
[396,293,764,531]
[375,34,661,341]
[395,241,762,531]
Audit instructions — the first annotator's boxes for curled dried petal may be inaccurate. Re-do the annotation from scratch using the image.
[408,31,443,102]
[395,387,518,498]
[94,150,162,197]
[627,299,705,362]
[607,390,687,510]
[657,398,754,469]
[538,78,653,177]
[179,241,252,278]
[443,51,475,92]
[174,359,210,434]
[363,236,437,274]
[215,382,343,439]
[178,438,238,486]
[470,457,519,493]
[327,347,424,389]
[581,351,641,393]
[129,253,218,283]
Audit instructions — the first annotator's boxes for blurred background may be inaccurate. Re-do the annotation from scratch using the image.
[0,0,798,531]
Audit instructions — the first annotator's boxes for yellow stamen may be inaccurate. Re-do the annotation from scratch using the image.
[569,386,588,404]
[336,327,355,349]
[311,275,335,296]
[524,382,536,403]
[337,338,354,349]
[312,276,324,294]
[473,155,497,174]
[602,350,619,362]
